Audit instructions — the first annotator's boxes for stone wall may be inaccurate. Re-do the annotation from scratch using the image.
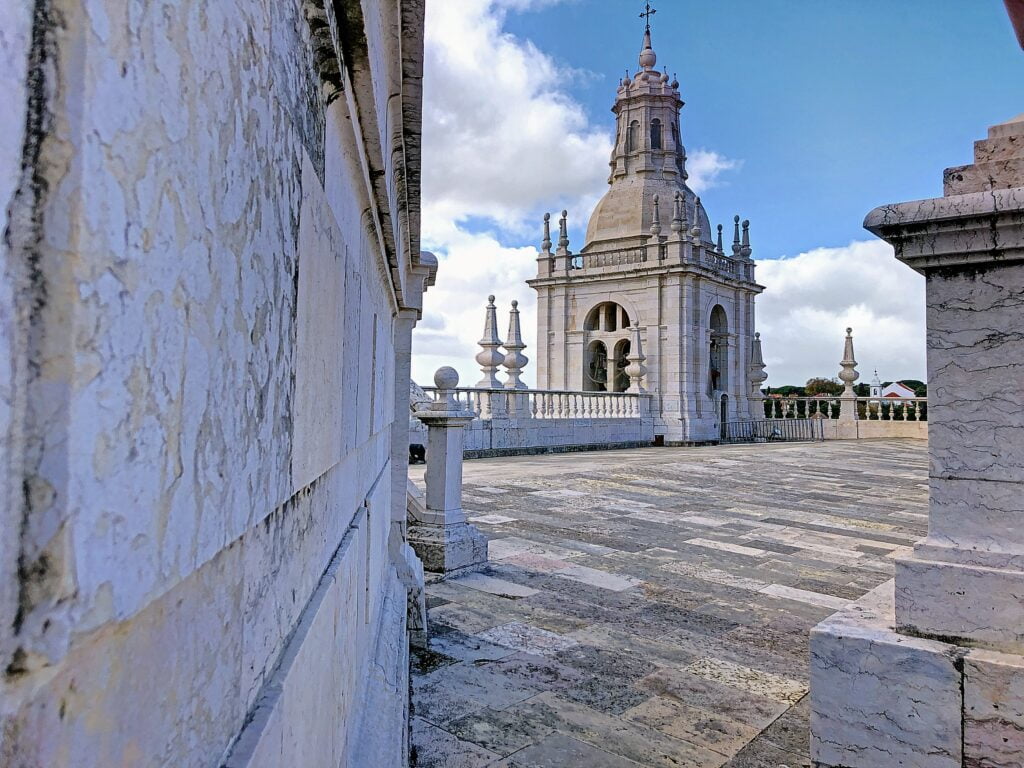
[459,415,657,458]
[0,2,429,766]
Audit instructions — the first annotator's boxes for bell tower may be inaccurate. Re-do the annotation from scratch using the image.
[528,12,766,444]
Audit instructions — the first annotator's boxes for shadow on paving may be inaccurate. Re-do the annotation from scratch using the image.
[409,440,928,767]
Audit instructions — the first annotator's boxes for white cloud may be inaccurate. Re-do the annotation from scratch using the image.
[420,0,610,233]
[687,149,742,194]
[756,239,926,388]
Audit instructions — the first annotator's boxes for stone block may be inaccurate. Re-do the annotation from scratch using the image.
[895,554,1024,652]
[408,521,489,576]
[809,582,962,768]
[964,649,1024,768]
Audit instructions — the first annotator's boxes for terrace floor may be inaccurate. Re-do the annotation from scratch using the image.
[409,439,929,768]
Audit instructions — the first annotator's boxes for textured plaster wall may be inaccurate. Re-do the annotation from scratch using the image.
[0,1,423,766]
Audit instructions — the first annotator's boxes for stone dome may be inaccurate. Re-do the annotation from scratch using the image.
[583,177,712,251]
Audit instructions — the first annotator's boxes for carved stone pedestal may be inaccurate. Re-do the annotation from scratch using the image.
[408,367,488,577]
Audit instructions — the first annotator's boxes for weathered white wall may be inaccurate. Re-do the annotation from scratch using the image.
[0,1,429,766]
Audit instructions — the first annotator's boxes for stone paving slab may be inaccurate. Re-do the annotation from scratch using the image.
[410,440,928,767]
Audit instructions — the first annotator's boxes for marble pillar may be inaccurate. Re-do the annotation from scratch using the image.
[408,367,488,576]
[810,114,1024,767]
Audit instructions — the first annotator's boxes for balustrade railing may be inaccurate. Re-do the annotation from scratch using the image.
[569,243,742,278]
[763,396,927,421]
[420,386,647,420]
[856,397,928,421]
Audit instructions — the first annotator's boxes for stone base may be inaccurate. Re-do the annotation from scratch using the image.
[896,550,1024,652]
[407,521,488,576]
[810,580,1024,767]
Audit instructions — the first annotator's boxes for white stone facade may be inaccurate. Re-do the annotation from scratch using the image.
[810,114,1024,767]
[0,2,431,766]
[529,28,764,445]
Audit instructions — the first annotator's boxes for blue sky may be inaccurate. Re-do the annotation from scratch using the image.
[504,0,1024,258]
[411,0,1024,388]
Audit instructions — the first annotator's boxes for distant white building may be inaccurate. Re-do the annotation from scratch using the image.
[869,370,917,398]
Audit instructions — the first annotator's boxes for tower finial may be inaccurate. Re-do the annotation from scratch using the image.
[639,2,657,31]
[638,3,657,69]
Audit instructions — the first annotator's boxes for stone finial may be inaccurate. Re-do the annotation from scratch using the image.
[650,194,662,237]
[716,224,724,254]
[838,328,859,423]
[670,192,684,236]
[541,212,552,254]
[434,365,459,390]
[748,331,768,400]
[690,197,704,241]
[557,210,569,250]
[839,327,859,389]
[475,295,504,388]
[741,219,752,258]
[732,215,742,256]
[503,300,529,390]
[638,26,657,70]
[625,322,648,393]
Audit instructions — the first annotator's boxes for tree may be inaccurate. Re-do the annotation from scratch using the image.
[772,385,806,397]
[805,377,844,396]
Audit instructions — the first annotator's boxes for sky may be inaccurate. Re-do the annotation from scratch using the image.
[411,0,1024,389]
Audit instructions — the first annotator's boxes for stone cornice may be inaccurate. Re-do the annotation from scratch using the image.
[527,265,764,293]
[864,186,1024,273]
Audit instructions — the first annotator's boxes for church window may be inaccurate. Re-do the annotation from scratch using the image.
[627,120,639,153]
[651,118,662,150]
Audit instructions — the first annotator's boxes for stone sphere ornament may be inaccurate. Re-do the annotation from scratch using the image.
[434,366,460,390]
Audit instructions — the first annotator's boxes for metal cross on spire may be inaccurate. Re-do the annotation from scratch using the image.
[639,1,657,31]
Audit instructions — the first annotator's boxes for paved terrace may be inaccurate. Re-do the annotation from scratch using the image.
[409,440,929,768]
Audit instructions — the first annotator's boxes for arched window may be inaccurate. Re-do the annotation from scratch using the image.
[651,118,662,150]
[613,339,632,392]
[708,305,729,395]
[627,120,639,153]
[584,302,632,332]
[585,341,609,392]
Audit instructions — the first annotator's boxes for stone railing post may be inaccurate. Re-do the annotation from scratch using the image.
[625,322,648,393]
[408,367,488,576]
[810,114,1024,768]
[837,327,859,423]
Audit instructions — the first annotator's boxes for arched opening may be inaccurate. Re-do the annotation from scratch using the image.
[708,305,729,396]
[613,339,632,392]
[584,302,630,332]
[585,341,609,392]
[627,120,639,153]
[651,118,662,150]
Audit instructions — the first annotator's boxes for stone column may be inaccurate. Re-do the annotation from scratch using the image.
[837,327,859,423]
[408,367,488,576]
[810,114,1024,768]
